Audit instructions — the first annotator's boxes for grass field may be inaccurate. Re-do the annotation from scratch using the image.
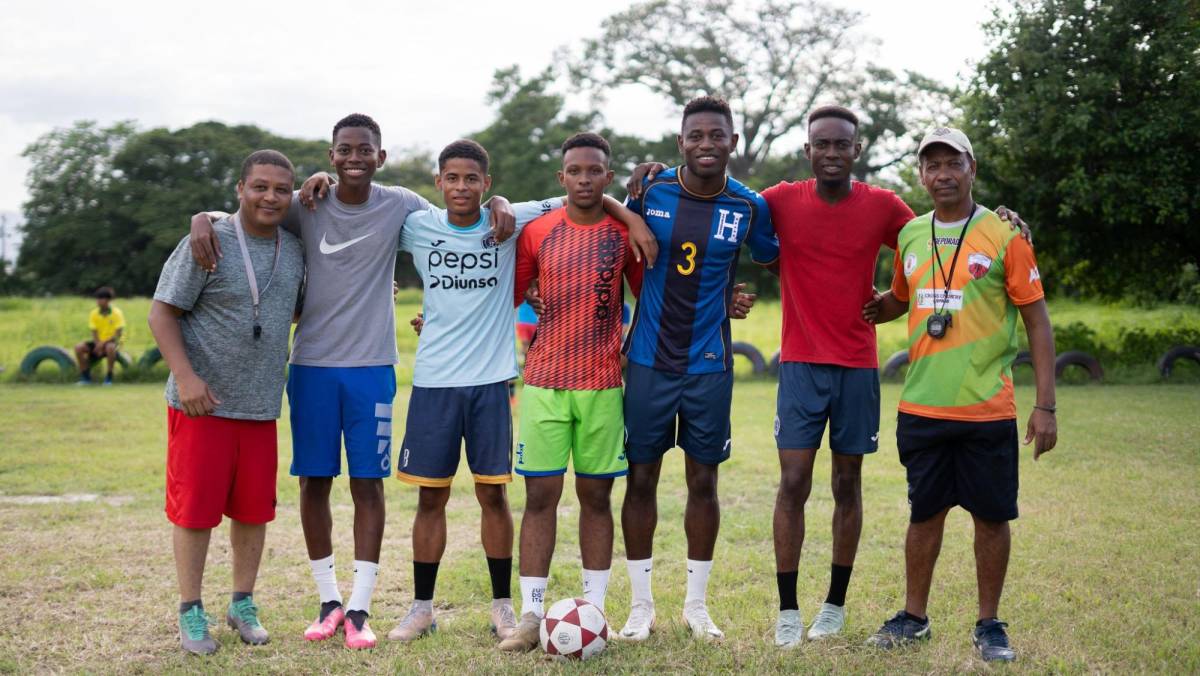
[1,379,1198,673]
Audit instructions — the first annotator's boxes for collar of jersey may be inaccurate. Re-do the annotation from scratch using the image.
[444,208,487,231]
[676,166,728,199]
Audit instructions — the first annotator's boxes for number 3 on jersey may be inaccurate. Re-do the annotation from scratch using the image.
[677,241,697,276]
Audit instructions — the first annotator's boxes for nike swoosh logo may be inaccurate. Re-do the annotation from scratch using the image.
[318,231,374,255]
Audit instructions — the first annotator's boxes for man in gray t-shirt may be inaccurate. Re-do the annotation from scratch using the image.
[187,113,516,649]
[148,150,304,656]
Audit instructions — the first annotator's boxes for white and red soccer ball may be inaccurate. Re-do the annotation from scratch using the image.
[539,598,609,660]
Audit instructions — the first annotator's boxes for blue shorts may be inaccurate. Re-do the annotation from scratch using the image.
[775,362,880,454]
[288,365,397,479]
[397,382,513,487]
[623,362,733,466]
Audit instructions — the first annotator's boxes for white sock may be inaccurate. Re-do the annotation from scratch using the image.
[346,560,379,614]
[626,558,653,604]
[582,568,611,611]
[309,554,342,605]
[686,559,713,604]
[519,576,548,618]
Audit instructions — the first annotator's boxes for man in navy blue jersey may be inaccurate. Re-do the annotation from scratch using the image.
[616,96,780,642]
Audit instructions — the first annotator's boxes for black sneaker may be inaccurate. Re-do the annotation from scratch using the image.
[973,618,1016,662]
[866,610,932,649]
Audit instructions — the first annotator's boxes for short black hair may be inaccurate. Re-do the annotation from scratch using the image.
[332,113,382,146]
[682,96,734,129]
[808,105,859,130]
[240,149,295,182]
[561,132,611,160]
[438,139,490,174]
[94,286,114,299]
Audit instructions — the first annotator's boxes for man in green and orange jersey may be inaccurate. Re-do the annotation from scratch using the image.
[861,127,1058,664]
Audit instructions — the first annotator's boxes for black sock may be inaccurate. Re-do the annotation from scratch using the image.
[903,610,928,624]
[487,556,512,599]
[414,560,440,601]
[179,599,202,614]
[231,591,252,603]
[825,564,853,606]
[776,571,799,611]
[318,599,342,621]
[346,608,368,630]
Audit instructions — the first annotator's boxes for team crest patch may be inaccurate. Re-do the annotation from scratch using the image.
[904,253,918,276]
[481,232,498,249]
[1029,266,1041,283]
[967,253,992,279]
[773,415,781,437]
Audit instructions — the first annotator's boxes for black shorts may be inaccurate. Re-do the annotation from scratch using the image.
[896,412,1019,523]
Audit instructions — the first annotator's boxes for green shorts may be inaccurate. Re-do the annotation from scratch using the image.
[516,386,628,479]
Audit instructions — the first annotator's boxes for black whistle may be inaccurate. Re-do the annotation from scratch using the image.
[254,324,262,340]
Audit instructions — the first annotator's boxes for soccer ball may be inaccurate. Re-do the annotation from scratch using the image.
[539,598,609,660]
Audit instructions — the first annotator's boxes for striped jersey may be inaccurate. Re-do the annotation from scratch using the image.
[624,167,779,374]
[891,206,1044,421]
[515,208,643,390]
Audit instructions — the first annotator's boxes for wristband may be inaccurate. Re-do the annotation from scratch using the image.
[1033,405,1056,414]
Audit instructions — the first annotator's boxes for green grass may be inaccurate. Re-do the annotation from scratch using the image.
[0,381,1197,673]
[5,295,1198,384]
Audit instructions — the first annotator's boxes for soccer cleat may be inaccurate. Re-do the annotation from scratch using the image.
[496,612,540,652]
[102,375,114,386]
[226,596,269,645]
[682,599,724,641]
[387,603,436,642]
[866,610,931,649]
[617,600,656,641]
[76,374,91,386]
[775,609,804,648]
[490,598,518,640]
[973,618,1016,662]
[178,605,217,655]
[807,602,845,640]
[343,609,377,650]
[304,601,344,641]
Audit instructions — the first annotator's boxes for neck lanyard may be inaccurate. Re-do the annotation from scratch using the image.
[929,202,977,315]
[232,212,281,340]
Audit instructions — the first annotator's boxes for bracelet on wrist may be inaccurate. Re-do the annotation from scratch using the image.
[1033,404,1056,414]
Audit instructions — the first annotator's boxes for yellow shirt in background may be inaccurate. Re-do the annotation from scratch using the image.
[88,307,125,343]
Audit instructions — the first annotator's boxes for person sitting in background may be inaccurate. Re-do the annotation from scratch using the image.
[75,286,125,385]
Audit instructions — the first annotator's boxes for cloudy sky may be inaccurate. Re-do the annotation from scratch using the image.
[0,0,1003,254]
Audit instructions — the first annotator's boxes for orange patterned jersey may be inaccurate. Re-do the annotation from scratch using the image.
[515,208,644,390]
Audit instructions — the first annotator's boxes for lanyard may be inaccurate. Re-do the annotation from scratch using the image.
[232,213,281,339]
[929,202,977,315]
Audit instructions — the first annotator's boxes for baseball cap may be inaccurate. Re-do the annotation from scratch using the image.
[917,127,973,159]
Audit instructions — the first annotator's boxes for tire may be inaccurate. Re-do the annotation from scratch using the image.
[731,342,767,375]
[1054,350,1103,382]
[20,345,75,375]
[138,347,163,369]
[881,349,910,380]
[1012,350,1033,367]
[768,350,781,377]
[1157,345,1200,379]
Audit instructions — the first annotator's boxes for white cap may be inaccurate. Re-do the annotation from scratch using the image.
[917,127,974,159]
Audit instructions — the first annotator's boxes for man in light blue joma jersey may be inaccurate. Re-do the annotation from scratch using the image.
[387,139,656,645]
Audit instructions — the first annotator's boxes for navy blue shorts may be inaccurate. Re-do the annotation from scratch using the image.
[896,412,1019,523]
[288,365,396,479]
[775,363,880,454]
[623,362,733,466]
[397,382,513,487]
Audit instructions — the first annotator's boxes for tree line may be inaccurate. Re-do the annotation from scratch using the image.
[7,0,1197,303]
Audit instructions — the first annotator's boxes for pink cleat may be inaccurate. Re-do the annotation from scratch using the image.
[344,610,377,650]
[304,603,345,641]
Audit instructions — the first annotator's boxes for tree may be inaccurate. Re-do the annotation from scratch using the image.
[19,121,330,295]
[570,0,949,182]
[961,0,1200,299]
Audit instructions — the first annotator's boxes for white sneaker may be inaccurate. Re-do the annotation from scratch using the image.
[617,600,656,641]
[775,609,804,648]
[682,599,724,641]
[807,602,845,640]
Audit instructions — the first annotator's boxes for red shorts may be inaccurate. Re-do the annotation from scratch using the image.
[166,407,278,528]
